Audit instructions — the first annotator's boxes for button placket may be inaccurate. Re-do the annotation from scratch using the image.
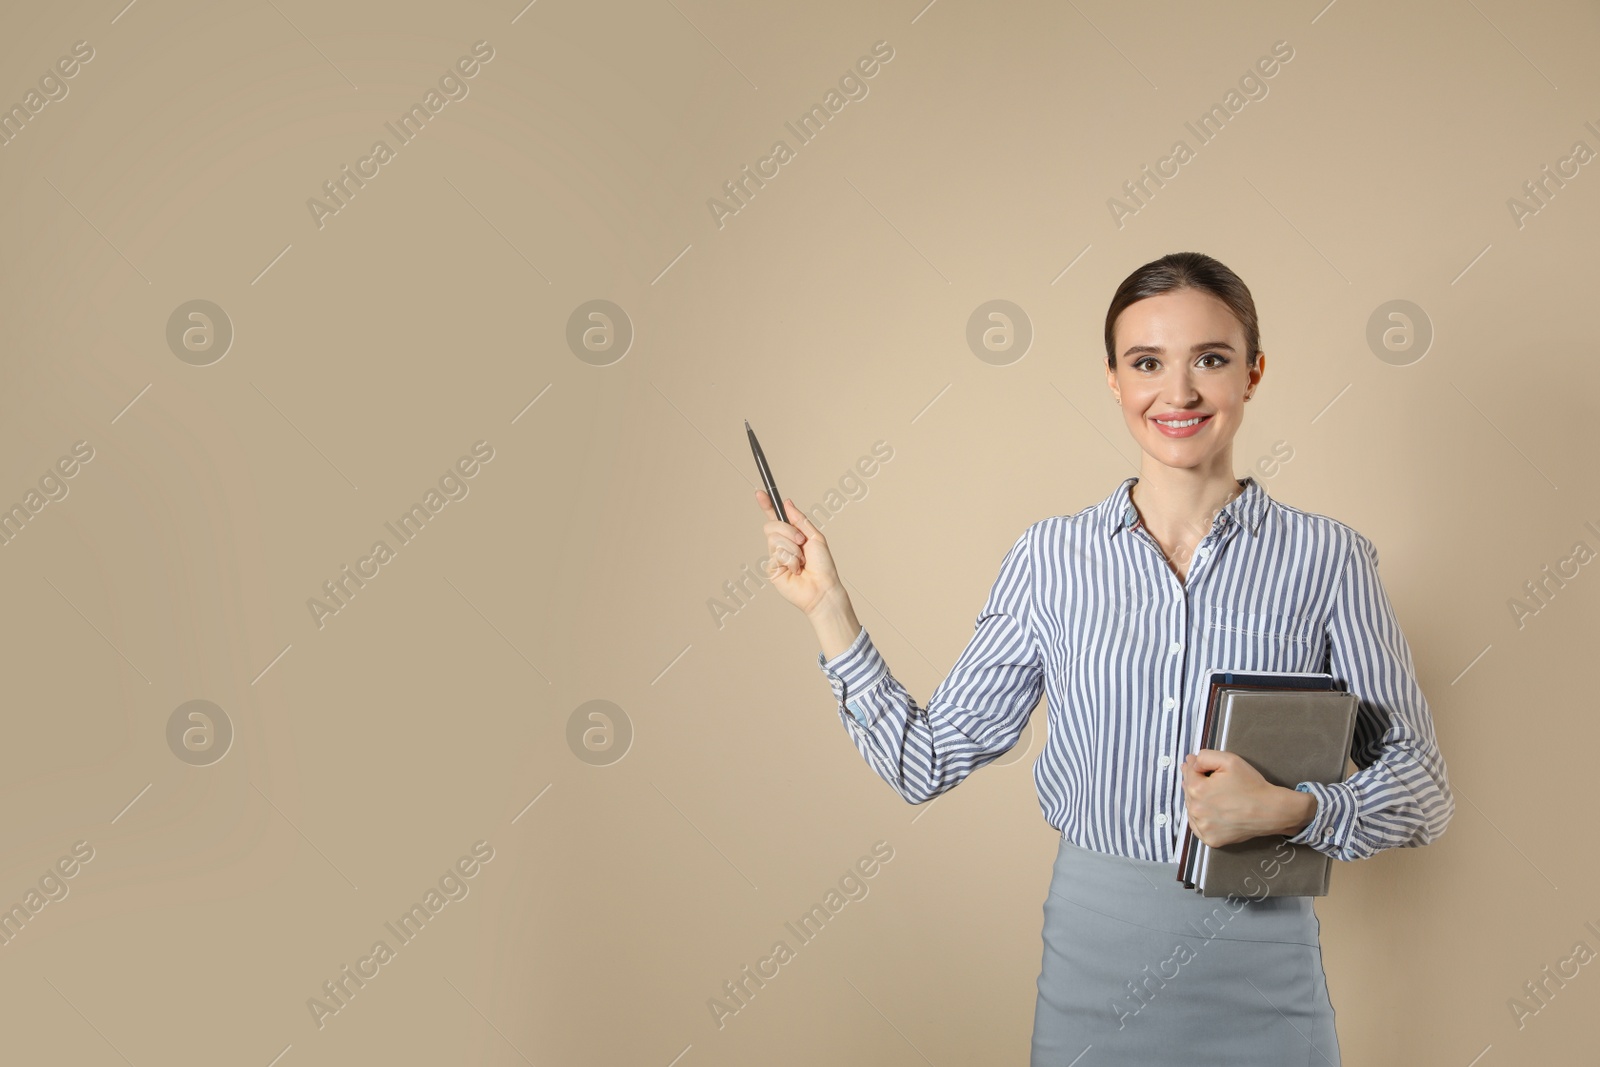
[1153,595,1185,835]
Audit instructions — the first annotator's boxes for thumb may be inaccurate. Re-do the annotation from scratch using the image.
[1188,749,1228,774]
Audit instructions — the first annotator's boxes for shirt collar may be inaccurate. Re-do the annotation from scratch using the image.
[1102,475,1268,538]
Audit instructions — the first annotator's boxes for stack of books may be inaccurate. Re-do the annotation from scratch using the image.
[1177,669,1358,898]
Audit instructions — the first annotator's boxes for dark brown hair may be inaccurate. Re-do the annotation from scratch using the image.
[1103,252,1260,370]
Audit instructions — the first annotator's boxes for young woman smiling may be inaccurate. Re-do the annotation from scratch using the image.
[755,251,1453,1065]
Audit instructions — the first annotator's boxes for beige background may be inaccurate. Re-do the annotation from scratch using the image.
[0,0,1595,1063]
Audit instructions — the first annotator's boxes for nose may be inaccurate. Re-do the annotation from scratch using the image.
[1162,363,1200,405]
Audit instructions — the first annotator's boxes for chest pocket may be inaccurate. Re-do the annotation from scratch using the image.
[1204,607,1323,675]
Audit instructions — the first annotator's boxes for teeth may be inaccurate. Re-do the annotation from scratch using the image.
[1161,416,1204,428]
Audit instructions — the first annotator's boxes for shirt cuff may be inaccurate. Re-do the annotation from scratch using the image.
[815,625,888,727]
[1284,781,1358,855]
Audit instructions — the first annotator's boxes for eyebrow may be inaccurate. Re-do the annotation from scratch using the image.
[1121,341,1237,358]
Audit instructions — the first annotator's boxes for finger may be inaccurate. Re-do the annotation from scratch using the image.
[787,499,822,538]
[765,530,803,561]
[764,526,804,556]
[763,518,804,541]
[755,488,778,520]
[765,543,805,576]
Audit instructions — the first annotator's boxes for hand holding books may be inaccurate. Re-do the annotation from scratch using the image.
[1177,669,1358,898]
[1181,748,1320,845]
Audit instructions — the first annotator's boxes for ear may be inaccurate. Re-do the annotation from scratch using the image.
[1249,350,1266,393]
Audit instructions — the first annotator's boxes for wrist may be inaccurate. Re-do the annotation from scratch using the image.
[808,591,861,661]
[804,585,852,624]
[1276,786,1317,837]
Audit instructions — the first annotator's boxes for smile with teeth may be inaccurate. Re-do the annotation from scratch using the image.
[1150,413,1213,437]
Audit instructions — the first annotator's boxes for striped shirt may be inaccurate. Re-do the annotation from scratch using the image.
[816,475,1455,864]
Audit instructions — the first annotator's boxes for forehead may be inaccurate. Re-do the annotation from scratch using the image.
[1115,288,1243,349]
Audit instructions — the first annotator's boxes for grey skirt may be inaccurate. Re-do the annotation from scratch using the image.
[1032,834,1341,1067]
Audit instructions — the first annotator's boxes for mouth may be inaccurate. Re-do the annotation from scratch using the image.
[1150,414,1212,438]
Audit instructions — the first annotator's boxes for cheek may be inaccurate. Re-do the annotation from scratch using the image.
[1219,376,1251,406]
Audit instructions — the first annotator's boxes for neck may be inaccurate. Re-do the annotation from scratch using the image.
[1128,464,1243,545]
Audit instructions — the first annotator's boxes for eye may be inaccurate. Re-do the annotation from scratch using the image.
[1133,357,1158,372]
[1198,352,1229,367]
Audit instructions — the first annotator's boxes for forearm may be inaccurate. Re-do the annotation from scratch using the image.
[813,621,945,804]
[1308,742,1454,860]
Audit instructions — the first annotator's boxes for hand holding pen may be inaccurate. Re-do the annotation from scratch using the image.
[746,420,849,621]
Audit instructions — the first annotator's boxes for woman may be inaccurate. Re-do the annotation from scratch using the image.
[753,251,1454,1065]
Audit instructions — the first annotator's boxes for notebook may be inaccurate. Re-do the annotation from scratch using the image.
[1177,669,1358,898]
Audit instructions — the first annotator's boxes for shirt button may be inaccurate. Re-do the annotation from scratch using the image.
[1163,696,1176,709]
[1158,755,1172,768]
[1122,504,1137,527]
[1169,642,1181,655]
[1155,814,1168,826]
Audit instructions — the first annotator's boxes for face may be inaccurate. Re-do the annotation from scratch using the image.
[1105,287,1264,472]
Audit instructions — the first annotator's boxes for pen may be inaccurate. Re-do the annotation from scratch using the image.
[745,419,787,523]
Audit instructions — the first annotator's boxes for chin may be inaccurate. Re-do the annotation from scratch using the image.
[1147,441,1219,465]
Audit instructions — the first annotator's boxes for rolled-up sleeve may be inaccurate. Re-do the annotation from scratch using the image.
[1285,532,1456,861]
[815,528,1046,805]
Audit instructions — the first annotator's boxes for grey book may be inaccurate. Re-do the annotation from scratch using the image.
[1182,682,1358,898]
[1176,669,1336,890]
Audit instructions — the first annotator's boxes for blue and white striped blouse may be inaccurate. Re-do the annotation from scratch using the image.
[815,475,1455,864]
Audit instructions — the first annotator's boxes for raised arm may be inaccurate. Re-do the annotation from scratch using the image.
[811,528,1045,804]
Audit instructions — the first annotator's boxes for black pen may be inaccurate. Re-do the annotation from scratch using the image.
[745,419,787,523]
